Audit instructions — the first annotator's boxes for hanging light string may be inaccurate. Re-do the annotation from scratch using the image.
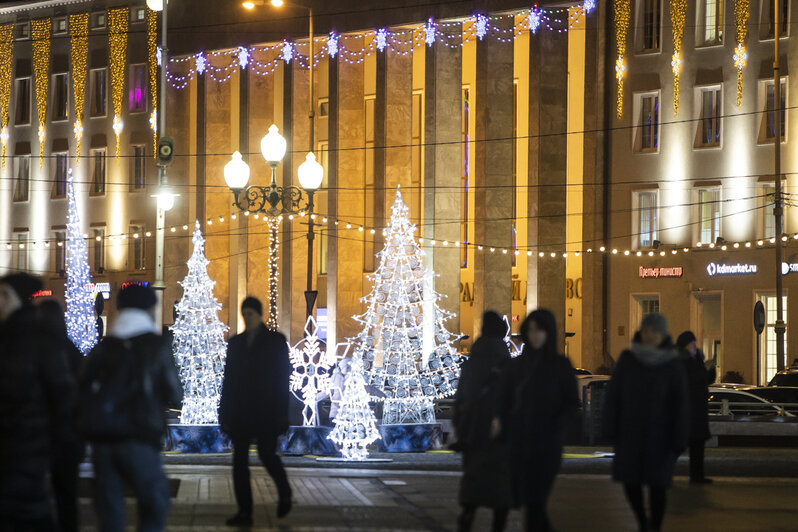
[614,0,630,119]
[670,0,686,115]
[0,24,12,168]
[108,7,128,158]
[69,13,88,166]
[32,19,51,168]
[147,8,159,157]
[733,0,750,107]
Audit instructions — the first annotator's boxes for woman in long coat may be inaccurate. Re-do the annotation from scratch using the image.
[603,313,689,532]
[453,311,513,532]
[500,309,579,531]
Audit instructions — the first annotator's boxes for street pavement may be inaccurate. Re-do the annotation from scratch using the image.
[74,448,798,531]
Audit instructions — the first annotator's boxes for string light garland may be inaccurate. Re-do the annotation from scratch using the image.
[266,217,281,331]
[108,8,128,158]
[32,19,50,168]
[147,8,158,157]
[670,0,686,115]
[733,0,749,107]
[70,14,88,165]
[614,0,630,119]
[0,24,12,168]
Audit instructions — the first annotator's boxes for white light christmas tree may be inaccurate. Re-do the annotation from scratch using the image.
[170,221,229,425]
[350,187,463,425]
[328,355,381,460]
[289,316,336,426]
[64,169,98,356]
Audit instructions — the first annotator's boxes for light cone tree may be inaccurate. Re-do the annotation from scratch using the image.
[170,221,229,425]
[350,187,463,425]
[328,356,380,460]
[64,169,98,355]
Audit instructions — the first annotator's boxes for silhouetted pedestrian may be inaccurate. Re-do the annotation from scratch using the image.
[79,284,182,532]
[219,297,292,526]
[0,274,76,532]
[500,309,579,531]
[676,330,715,484]
[37,299,84,532]
[604,313,689,532]
[453,311,513,532]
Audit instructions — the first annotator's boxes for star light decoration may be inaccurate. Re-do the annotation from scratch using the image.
[288,316,337,426]
[64,169,98,356]
[327,32,339,59]
[475,14,488,40]
[375,28,388,52]
[350,187,464,425]
[425,18,436,46]
[281,40,293,64]
[328,355,381,461]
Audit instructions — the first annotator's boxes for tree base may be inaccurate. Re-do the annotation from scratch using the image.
[164,424,231,453]
[377,423,443,452]
[277,425,339,456]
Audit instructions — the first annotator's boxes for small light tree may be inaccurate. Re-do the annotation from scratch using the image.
[328,356,380,460]
[170,221,229,425]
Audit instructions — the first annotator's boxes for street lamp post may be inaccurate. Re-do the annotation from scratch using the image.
[773,0,786,373]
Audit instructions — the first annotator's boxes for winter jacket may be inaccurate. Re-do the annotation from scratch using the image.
[603,340,689,487]
[453,336,513,508]
[0,305,76,520]
[218,324,291,439]
[680,348,714,442]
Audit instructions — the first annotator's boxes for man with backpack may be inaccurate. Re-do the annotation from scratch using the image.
[79,284,182,531]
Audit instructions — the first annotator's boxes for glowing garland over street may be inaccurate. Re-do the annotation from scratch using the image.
[328,356,381,460]
[70,14,88,165]
[32,19,50,167]
[266,217,281,330]
[64,169,98,356]
[288,316,336,426]
[108,8,128,158]
[171,221,229,425]
[350,187,463,425]
[0,24,12,168]
[733,0,749,107]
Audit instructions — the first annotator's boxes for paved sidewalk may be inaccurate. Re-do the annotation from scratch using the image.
[75,462,798,531]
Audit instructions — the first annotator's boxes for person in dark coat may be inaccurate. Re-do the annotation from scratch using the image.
[453,311,513,532]
[0,274,76,532]
[604,313,689,532]
[219,297,292,526]
[500,309,579,532]
[36,299,84,532]
[676,330,715,484]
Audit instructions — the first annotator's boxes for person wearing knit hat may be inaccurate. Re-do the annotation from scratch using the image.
[0,273,42,321]
[676,330,715,484]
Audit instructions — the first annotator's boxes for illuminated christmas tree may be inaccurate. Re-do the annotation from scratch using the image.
[328,356,380,460]
[170,221,229,425]
[350,187,463,424]
[64,169,98,356]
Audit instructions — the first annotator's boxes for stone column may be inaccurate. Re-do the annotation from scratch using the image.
[279,64,294,338]
[383,45,413,210]
[424,24,462,332]
[228,67,249,334]
[326,57,340,348]
[474,18,514,325]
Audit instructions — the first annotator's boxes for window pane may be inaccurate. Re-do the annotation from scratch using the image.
[128,64,146,112]
[91,70,106,116]
[14,156,29,202]
[52,74,68,121]
[91,150,106,195]
[53,153,68,197]
[15,78,30,124]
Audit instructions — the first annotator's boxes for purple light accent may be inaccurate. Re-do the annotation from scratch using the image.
[376,28,388,52]
[425,18,436,46]
[281,40,293,64]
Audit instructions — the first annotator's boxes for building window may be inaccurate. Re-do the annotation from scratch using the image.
[461,86,470,269]
[698,188,721,243]
[130,145,146,190]
[635,191,658,248]
[91,12,106,29]
[52,152,68,198]
[15,232,28,272]
[129,64,147,113]
[53,17,67,35]
[364,95,376,273]
[131,7,146,22]
[636,93,660,152]
[131,225,145,270]
[93,228,105,273]
[761,79,787,142]
[761,184,777,239]
[318,229,327,275]
[54,231,65,275]
[762,0,789,39]
[13,155,30,202]
[15,78,31,125]
[698,86,721,146]
[52,73,69,121]
[14,22,30,40]
[632,294,661,335]
[90,148,106,196]
[700,0,724,45]
[758,294,787,384]
[90,68,107,117]
[641,0,661,51]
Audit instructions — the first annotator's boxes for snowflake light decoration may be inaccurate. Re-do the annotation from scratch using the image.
[281,40,293,64]
[237,46,250,69]
[376,28,387,52]
[195,52,206,75]
[0,126,8,146]
[425,18,436,46]
[529,8,541,34]
[156,45,162,66]
[37,123,46,146]
[112,115,124,137]
[327,32,339,59]
[149,110,157,134]
[583,0,597,14]
[615,55,626,82]
[671,51,681,77]
[475,14,488,40]
[733,43,747,71]
[72,119,83,140]
[503,315,523,358]
[289,316,337,426]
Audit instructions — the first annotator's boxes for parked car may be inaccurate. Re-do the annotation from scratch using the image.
[769,369,798,387]
[738,386,798,416]
[708,387,793,417]
[573,368,592,376]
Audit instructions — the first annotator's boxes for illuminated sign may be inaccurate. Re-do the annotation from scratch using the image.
[706,262,757,276]
[639,266,683,279]
[90,282,112,300]
[121,281,149,289]
[782,263,798,275]
[31,290,53,298]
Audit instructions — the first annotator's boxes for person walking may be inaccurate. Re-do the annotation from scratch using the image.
[219,297,292,526]
[676,330,715,484]
[604,313,689,532]
[79,284,182,532]
[500,309,579,532]
[37,299,84,532]
[453,311,513,532]
[0,274,76,532]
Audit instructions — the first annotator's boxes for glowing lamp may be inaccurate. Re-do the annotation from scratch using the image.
[224,151,251,190]
[146,0,164,11]
[298,152,324,191]
[260,124,287,165]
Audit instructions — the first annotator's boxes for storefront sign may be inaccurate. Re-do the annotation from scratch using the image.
[639,266,683,279]
[90,282,112,300]
[31,290,52,298]
[781,262,798,275]
[706,262,757,276]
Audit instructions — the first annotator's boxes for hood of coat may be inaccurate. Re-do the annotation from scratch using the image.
[109,308,159,339]
[630,341,678,367]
